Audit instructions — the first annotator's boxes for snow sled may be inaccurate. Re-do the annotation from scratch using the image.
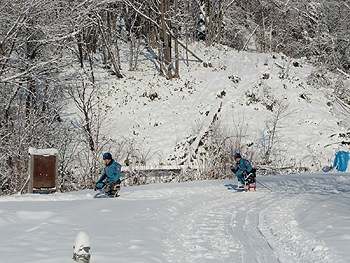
[235,169,257,192]
[94,181,121,198]
[245,168,256,191]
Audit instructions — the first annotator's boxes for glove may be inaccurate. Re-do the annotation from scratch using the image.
[96,182,104,189]
[242,171,248,177]
[230,166,236,173]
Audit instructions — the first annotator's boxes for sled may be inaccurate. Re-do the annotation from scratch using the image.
[94,181,120,198]
[244,169,257,191]
[247,176,256,191]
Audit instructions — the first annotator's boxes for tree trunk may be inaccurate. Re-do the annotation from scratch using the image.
[185,0,189,66]
[262,10,267,53]
[155,26,166,76]
[150,9,157,49]
[129,32,134,71]
[161,0,172,79]
[206,0,213,47]
[76,31,84,68]
[216,0,223,43]
[174,0,180,78]
[25,38,36,122]
[115,38,121,70]
[97,15,123,78]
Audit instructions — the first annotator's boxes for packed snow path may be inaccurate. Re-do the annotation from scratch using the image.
[164,181,342,263]
[0,173,349,262]
[165,189,279,262]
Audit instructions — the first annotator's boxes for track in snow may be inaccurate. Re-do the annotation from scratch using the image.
[164,185,341,263]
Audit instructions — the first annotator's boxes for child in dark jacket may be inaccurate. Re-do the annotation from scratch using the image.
[95,153,121,190]
[231,153,253,188]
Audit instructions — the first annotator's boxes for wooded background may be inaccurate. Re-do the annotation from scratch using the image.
[1,0,350,194]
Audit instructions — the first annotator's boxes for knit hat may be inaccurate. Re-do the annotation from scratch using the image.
[103,152,112,160]
[234,153,241,159]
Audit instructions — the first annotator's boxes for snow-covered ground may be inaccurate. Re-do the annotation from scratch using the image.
[1,172,349,262]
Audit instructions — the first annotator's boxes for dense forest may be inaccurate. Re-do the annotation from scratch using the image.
[1,0,350,195]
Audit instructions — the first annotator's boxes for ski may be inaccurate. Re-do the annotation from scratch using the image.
[231,191,247,193]
[94,188,120,198]
[230,189,256,193]
[228,189,248,193]
[229,184,258,193]
[94,181,120,198]
[93,192,120,198]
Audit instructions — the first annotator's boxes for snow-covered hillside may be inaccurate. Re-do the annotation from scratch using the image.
[64,43,348,172]
[1,172,349,262]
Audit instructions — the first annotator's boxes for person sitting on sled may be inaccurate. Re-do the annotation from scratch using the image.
[231,153,253,188]
[95,153,121,194]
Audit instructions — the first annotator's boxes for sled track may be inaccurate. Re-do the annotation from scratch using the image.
[165,190,341,263]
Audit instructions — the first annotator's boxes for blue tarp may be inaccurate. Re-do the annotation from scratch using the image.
[333,151,350,172]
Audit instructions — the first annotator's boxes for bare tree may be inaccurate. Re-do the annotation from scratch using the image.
[263,100,291,164]
[0,0,76,194]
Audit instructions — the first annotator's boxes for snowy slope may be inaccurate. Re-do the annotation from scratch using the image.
[64,43,346,171]
[1,172,350,262]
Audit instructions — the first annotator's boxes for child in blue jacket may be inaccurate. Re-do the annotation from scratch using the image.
[231,153,253,188]
[95,153,121,190]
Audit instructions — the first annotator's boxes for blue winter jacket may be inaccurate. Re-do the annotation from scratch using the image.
[97,159,121,184]
[234,158,253,177]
